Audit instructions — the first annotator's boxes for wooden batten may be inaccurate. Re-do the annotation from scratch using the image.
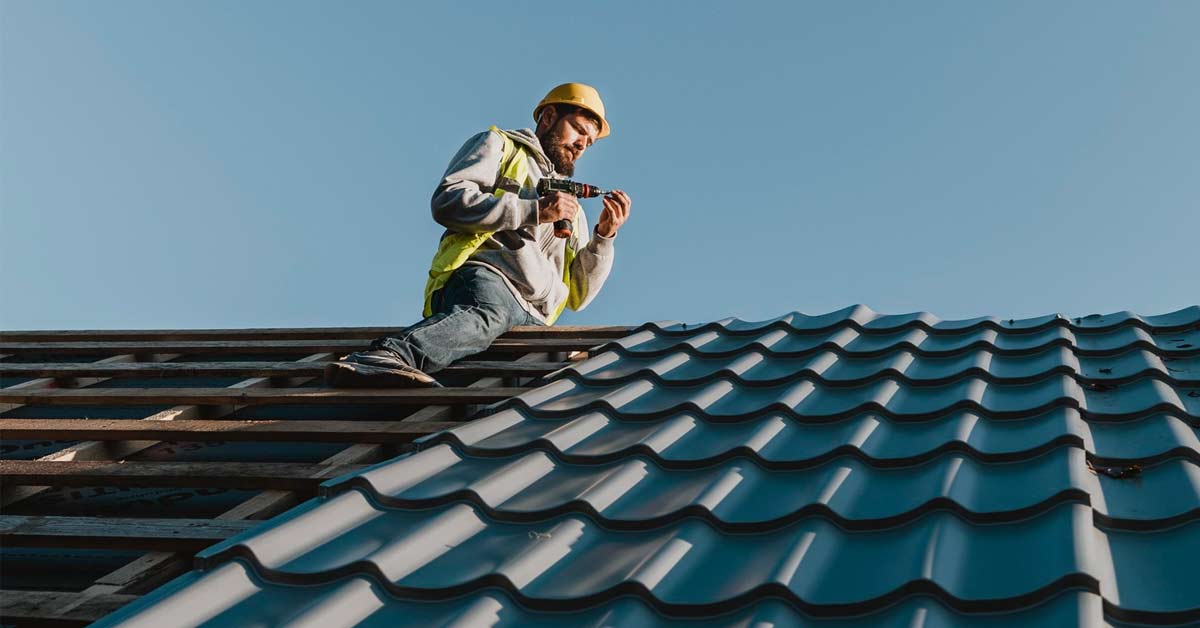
[0,419,454,443]
[0,515,259,551]
[0,324,633,342]
[0,338,609,356]
[0,359,568,379]
[0,460,368,490]
[0,386,528,406]
[0,590,139,625]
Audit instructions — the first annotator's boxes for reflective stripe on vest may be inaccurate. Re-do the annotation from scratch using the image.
[421,126,584,325]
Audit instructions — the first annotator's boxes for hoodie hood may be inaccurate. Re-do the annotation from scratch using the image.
[496,127,555,175]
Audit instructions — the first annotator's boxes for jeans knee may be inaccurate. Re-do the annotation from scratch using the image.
[470,302,518,336]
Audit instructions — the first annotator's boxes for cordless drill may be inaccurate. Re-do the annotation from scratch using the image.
[536,177,611,238]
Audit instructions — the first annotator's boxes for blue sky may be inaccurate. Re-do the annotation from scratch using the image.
[2,1,1196,330]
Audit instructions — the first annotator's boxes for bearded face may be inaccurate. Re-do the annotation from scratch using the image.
[540,122,579,176]
[536,109,599,178]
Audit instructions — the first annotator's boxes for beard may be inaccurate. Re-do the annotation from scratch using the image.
[539,127,577,177]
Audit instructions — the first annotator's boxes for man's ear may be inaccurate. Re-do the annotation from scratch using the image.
[537,106,557,131]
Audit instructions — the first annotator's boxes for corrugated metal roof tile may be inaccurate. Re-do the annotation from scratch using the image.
[561,347,1199,385]
[106,561,1133,627]
[161,499,1200,612]
[324,444,1198,527]
[443,408,1199,466]
[605,322,1198,357]
[499,374,1197,420]
[96,305,1200,627]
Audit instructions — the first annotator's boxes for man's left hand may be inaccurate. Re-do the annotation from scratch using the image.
[596,190,631,238]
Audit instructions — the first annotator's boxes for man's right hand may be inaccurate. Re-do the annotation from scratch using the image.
[537,191,580,225]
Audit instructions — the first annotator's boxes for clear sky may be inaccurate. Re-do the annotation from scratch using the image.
[2,1,1196,330]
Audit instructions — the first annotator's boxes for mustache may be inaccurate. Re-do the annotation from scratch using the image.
[546,145,575,176]
[548,142,575,159]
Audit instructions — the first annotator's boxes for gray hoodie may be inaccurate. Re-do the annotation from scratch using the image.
[430,127,616,324]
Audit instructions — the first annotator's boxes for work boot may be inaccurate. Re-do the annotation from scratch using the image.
[324,349,442,388]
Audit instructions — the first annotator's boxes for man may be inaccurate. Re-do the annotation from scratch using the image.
[325,82,632,388]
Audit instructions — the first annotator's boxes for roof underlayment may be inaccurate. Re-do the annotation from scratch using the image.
[95,305,1200,627]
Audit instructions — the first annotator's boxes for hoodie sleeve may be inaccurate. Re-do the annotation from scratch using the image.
[431,130,541,233]
[565,214,617,312]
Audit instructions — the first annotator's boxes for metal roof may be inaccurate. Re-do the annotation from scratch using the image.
[96,305,1200,626]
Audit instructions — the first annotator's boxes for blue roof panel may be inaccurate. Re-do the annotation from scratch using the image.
[97,305,1200,627]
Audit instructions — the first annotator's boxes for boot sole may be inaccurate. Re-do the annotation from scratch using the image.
[324,361,441,389]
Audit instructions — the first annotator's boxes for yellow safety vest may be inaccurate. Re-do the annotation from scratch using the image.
[422,126,585,325]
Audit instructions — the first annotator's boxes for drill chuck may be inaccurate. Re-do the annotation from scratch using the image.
[537,177,611,238]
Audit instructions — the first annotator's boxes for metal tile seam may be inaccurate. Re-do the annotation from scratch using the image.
[419,409,1200,472]
[544,355,1200,389]
[93,562,1146,628]
[427,432,1200,475]
[593,325,1200,359]
[410,412,1200,466]
[481,374,1200,422]
[545,344,1199,384]
[636,304,1200,336]
[186,499,1200,622]
[315,444,1200,532]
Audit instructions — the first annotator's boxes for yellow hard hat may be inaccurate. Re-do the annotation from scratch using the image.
[533,82,610,138]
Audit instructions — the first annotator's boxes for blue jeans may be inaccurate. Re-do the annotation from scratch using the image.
[369,265,543,373]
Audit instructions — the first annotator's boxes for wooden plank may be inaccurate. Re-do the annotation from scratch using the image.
[0,386,526,406]
[0,359,569,378]
[0,515,258,551]
[0,338,610,356]
[0,590,138,625]
[0,418,455,442]
[0,460,366,490]
[0,324,633,342]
